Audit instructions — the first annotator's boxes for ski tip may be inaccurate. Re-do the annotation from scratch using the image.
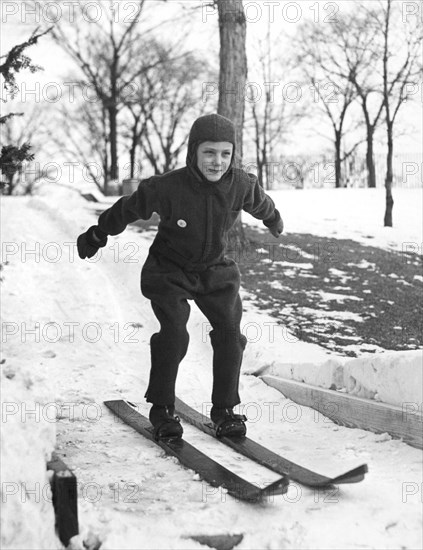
[332,463,368,485]
[242,475,290,502]
[264,475,290,496]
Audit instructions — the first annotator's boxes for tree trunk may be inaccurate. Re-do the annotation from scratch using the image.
[103,138,109,193]
[129,129,137,178]
[366,126,376,188]
[383,0,394,227]
[108,105,118,185]
[361,99,377,188]
[217,0,247,161]
[217,0,248,249]
[252,104,263,185]
[358,89,379,189]
[108,55,119,191]
[335,130,342,188]
[384,123,394,226]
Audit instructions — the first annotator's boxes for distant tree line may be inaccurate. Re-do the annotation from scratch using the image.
[4,0,421,228]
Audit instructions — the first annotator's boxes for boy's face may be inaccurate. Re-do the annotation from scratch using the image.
[196,141,233,182]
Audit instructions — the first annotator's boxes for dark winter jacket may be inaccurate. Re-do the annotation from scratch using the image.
[97,114,281,271]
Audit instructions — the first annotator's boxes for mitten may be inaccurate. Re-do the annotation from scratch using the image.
[77,225,108,259]
[263,210,284,238]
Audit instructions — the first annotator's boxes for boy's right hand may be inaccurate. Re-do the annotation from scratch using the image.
[77,225,108,259]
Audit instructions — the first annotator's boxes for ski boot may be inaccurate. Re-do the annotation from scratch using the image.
[149,404,183,441]
[210,406,247,438]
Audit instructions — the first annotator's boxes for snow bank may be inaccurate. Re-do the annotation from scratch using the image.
[255,358,345,389]
[257,350,422,408]
[342,350,423,406]
[0,364,60,550]
[240,294,422,408]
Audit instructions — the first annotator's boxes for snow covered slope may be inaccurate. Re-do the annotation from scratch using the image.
[1,185,422,549]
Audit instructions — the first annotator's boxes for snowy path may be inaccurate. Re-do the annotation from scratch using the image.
[1,194,422,550]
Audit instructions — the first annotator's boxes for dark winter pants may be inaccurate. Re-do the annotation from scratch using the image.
[141,251,247,407]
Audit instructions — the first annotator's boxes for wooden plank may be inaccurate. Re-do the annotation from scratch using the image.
[47,454,79,546]
[261,375,423,450]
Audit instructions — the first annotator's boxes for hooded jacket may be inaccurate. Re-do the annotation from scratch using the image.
[97,113,281,270]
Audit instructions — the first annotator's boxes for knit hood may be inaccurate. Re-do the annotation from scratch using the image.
[186,113,236,185]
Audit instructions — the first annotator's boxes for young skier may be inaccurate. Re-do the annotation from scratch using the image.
[77,113,283,440]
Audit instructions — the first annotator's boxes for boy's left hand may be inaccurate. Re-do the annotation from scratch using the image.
[263,209,284,238]
[269,218,284,238]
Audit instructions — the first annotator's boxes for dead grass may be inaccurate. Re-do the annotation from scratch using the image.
[235,226,423,357]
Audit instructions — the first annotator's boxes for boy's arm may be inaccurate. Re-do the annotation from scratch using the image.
[243,173,283,236]
[77,177,159,260]
[97,177,159,236]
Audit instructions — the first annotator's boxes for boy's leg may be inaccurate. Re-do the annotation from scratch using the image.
[145,298,191,405]
[194,260,247,408]
[141,253,192,406]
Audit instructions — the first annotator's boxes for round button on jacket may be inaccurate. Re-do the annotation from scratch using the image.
[177,219,187,228]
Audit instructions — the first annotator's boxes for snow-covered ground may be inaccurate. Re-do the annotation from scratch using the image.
[265,187,423,254]
[1,185,422,549]
[243,187,423,405]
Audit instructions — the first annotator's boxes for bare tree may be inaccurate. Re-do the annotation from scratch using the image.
[45,0,170,193]
[123,49,210,176]
[46,99,111,191]
[295,20,360,188]
[123,101,147,179]
[249,26,281,189]
[314,3,420,196]
[246,25,305,190]
[296,2,421,219]
[306,12,383,188]
[376,0,422,226]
